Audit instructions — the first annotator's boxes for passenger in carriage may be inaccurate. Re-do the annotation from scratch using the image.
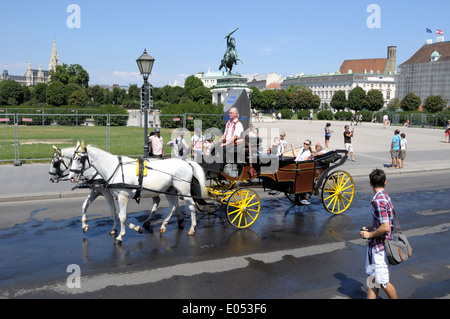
[276,132,287,156]
[312,142,327,157]
[290,139,312,162]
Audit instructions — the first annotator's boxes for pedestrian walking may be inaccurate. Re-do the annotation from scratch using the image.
[383,114,389,129]
[344,125,355,161]
[399,133,407,168]
[390,129,401,169]
[149,128,164,158]
[360,169,398,299]
[324,123,332,149]
[445,120,450,143]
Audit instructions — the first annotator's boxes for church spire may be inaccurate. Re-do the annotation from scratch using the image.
[49,39,60,72]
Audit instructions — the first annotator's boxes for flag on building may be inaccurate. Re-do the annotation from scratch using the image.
[426,28,432,33]
[436,29,444,35]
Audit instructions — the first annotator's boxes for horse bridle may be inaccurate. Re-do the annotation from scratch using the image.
[70,145,93,181]
[49,150,71,181]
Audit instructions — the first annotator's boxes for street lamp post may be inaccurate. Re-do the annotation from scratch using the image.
[136,49,155,157]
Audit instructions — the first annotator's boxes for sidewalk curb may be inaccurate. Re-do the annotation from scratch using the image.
[1,166,448,204]
[0,190,89,203]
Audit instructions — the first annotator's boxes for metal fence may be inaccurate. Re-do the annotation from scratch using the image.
[376,112,448,127]
[0,111,224,164]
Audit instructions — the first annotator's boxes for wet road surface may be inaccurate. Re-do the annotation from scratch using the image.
[0,172,449,299]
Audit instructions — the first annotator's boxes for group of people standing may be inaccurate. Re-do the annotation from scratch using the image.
[147,128,215,161]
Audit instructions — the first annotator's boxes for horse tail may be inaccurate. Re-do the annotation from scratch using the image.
[187,161,208,205]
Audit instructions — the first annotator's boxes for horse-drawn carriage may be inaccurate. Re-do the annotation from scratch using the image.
[197,147,355,229]
[52,140,354,244]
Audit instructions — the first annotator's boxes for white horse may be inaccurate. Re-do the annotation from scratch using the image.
[68,144,208,244]
[49,146,143,235]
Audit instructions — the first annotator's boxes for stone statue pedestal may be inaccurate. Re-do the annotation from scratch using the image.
[211,73,251,105]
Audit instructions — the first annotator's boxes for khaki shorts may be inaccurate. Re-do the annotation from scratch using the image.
[391,149,400,159]
[399,149,406,160]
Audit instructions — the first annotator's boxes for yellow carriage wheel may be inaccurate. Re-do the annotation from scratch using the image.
[226,188,261,229]
[321,171,354,214]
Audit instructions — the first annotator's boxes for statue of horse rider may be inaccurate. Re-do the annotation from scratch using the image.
[219,28,244,74]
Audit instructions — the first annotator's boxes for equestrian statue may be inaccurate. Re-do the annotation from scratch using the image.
[219,28,244,74]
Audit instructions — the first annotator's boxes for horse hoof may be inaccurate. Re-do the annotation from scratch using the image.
[137,226,143,234]
[83,226,89,233]
[109,229,117,236]
[114,239,122,246]
[142,221,150,230]
[160,228,167,234]
[187,230,195,236]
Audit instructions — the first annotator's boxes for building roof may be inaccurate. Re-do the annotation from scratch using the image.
[266,82,281,90]
[339,58,387,74]
[400,41,450,66]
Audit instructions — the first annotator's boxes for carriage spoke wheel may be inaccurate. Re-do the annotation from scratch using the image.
[321,171,354,214]
[226,188,261,229]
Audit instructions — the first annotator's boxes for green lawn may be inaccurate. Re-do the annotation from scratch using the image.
[0,125,175,163]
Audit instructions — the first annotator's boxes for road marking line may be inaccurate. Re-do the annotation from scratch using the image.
[7,222,450,297]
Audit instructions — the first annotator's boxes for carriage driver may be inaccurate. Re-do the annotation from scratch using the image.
[221,107,244,147]
[219,107,245,175]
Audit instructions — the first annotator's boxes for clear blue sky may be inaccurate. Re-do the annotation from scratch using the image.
[1,0,449,87]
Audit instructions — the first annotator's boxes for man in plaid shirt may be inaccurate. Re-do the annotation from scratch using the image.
[360,169,398,299]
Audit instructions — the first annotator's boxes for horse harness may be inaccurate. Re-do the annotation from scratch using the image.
[72,149,203,203]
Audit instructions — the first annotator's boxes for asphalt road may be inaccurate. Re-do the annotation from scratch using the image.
[0,171,449,300]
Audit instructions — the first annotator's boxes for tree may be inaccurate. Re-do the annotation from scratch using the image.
[295,90,314,110]
[260,89,276,111]
[86,85,106,105]
[184,75,204,99]
[127,84,140,103]
[347,87,366,112]
[400,92,421,111]
[330,90,347,111]
[386,97,401,112]
[249,87,263,109]
[46,81,66,106]
[68,90,87,107]
[274,90,291,110]
[50,63,89,88]
[0,80,25,105]
[423,95,445,113]
[312,94,321,110]
[364,89,384,113]
[33,83,48,103]
[190,86,211,104]
[111,87,126,105]
[64,83,82,101]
